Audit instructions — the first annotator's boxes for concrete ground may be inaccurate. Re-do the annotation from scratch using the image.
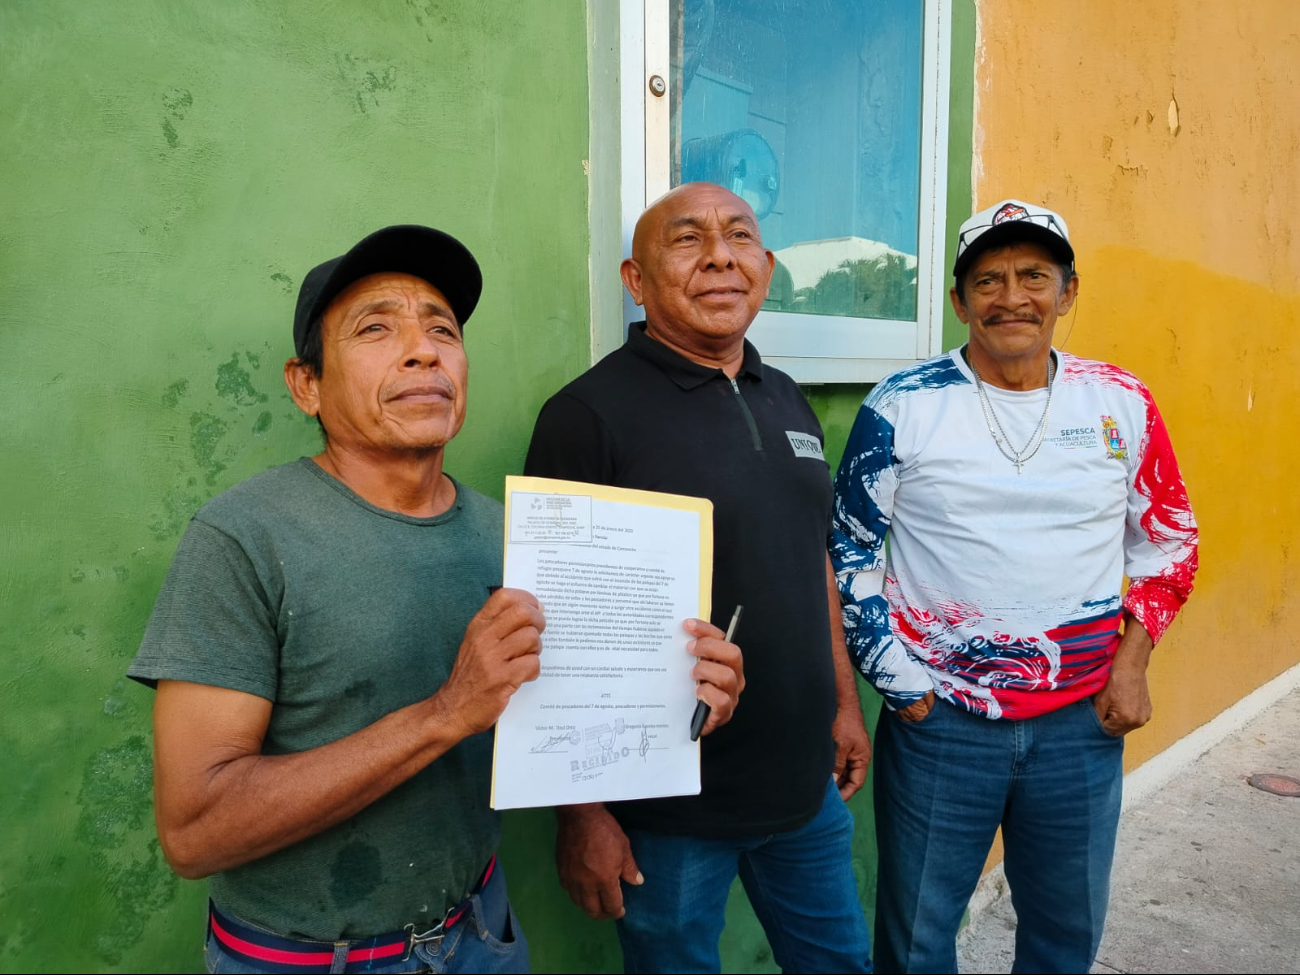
[956,686,1300,974]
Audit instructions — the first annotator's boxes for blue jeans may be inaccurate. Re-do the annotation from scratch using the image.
[204,861,528,974]
[616,778,872,974]
[873,697,1123,974]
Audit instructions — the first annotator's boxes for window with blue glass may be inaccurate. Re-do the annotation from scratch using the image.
[622,0,952,383]
[674,0,924,321]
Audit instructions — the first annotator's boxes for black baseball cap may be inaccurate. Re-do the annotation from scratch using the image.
[293,225,482,356]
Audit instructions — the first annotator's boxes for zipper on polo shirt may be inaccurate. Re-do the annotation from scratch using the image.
[729,376,764,451]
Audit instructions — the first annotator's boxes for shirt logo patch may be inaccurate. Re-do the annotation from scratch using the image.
[785,431,825,461]
[1100,415,1128,459]
[1046,425,1099,450]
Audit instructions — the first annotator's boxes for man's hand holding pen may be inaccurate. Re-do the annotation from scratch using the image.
[555,618,744,923]
[684,617,745,738]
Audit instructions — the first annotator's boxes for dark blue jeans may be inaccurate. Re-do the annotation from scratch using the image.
[203,861,528,974]
[616,778,872,974]
[873,696,1123,974]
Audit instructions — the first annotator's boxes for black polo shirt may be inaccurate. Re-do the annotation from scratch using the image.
[524,322,836,837]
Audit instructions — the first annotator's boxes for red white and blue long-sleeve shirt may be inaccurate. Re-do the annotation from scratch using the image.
[831,347,1198,720]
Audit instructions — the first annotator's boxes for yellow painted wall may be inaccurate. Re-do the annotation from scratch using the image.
[972,0,1300,771]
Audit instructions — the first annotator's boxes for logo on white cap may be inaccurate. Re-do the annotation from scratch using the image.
[992,203,1030,225]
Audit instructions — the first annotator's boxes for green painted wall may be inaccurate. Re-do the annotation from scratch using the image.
[0,0,974,971]
[0,1,589,971]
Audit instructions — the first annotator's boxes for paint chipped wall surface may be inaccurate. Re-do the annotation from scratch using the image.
[972,0,1300,769]
[0,1,589,970]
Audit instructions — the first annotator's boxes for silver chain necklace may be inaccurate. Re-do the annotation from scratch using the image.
[968,351,1056,475]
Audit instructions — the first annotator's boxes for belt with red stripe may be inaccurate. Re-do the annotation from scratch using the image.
[208,855,496,974]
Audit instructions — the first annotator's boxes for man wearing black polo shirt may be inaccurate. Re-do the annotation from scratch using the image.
[524,183,873,973]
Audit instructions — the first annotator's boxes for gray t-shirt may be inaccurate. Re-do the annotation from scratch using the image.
[129,458,503,940]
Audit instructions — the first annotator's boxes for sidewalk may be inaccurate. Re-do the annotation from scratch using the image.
[956,685,1300,974]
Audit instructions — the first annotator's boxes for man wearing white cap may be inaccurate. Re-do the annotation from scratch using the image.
[830,200,1199,972]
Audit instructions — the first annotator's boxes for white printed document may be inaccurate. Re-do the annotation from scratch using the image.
[490,475,713,810]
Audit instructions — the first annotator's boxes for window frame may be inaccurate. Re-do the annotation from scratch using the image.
[605,0,954,383]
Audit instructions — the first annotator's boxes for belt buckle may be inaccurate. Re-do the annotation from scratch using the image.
[401,909,452,962]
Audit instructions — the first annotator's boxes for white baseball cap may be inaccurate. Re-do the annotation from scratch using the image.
[952,199,1074,281]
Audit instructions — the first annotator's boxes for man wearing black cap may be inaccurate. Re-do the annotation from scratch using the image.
[129,226,543,973]
[831,200,1199,972]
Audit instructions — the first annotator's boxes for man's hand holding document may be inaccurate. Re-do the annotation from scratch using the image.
[490,475,743,809]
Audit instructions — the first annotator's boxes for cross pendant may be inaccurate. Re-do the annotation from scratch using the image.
[1015,459,1023,475]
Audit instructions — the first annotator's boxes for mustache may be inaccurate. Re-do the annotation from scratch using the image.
[383,376,457,400]
[983,313,1043,326]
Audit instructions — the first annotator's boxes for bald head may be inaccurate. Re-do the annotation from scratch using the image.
[621,182,775,365]
[632,183,761,261]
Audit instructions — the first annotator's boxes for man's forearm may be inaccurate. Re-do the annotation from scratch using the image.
[832,618,864,711]
[1112,612,1155,672]
[155,587,544,879]
[1094,613,1156,734]
[826,556,864,711]
[155,683,470,879]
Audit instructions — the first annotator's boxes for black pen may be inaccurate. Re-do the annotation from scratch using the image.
[689,605,743,742]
